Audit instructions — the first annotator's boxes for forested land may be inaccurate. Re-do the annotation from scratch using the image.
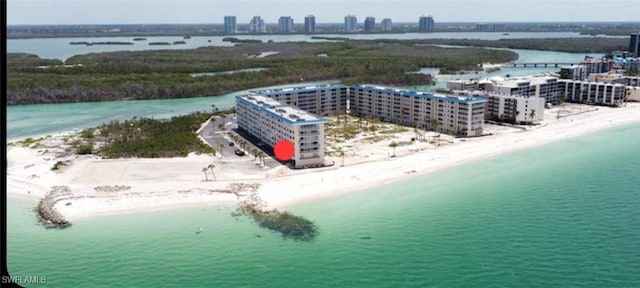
[80,112,217,158]
[375,37,629,53]
[7,41,517,105]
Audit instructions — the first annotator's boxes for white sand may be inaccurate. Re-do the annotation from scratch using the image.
[7,103,640,221]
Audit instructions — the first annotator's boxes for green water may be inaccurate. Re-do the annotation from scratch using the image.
[7,123,640,287]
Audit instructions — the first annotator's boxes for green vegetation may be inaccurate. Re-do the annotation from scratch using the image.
[75,142,94,155]
[222,37,262,43]
[87,112,215,158]
[377,38,628,53]
[17,136,46,148]
[7,41,517,105]
[51,160,70,171]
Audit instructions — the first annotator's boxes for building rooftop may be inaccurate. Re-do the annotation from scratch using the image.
[249,84,347,96]
[491,76,559,87]
[236,94,327,125]
[352,85,486,104]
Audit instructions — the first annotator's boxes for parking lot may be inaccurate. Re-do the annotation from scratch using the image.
[198,114,281,168]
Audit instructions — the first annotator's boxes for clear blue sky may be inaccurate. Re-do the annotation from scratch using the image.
[7,0,640,25]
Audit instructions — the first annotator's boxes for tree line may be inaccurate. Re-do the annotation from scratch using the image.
[8,41,518,105]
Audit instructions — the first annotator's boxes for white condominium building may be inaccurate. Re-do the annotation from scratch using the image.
[558,80,626,106]
[454,91,545,123]
[487,76,563,104]
[349,85,486,137]
[236,95,327,168]
[249,84,348,116]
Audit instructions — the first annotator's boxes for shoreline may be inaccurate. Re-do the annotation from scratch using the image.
[7,103,640,222]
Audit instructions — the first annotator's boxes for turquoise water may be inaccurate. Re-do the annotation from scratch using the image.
[7,123,640,287]
[6,80,337,141]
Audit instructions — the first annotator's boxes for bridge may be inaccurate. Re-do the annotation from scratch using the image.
[504,63,577,68]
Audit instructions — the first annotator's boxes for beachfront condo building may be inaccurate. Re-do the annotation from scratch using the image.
[344,15,358,33]
[249,16,266,33]
[278,16,294,33]
[224,16,237,34]
[349,85,486,136]
[381,18,392,32]
[454,91,545,123]
[249,84,348,116]
[364,17,376,32]
[558,80,626,106]
[304,15,316,33]
[236,95,327,168]
[486,76,564,104]
[560,65,588,81]
[459,76,627,107]
[418,15,435,32]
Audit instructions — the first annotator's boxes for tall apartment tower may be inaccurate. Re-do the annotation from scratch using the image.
[304,15,316,33]
[381,18,392,31]
[418,15,435,32]
[249,16,266,33]
[364,17,376,32]
[344,15,358,33]
[278,16,294,33]
[630,33,640,57]
[224,16,237,34]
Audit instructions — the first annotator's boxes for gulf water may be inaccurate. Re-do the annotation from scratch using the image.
[7,123,640,287]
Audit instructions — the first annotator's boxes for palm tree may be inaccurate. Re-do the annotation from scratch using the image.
[460,127,468,137]
[208,164,216,181]
[429,119,440,133]
[389,141,398,157]
[411,137,418,151]
[513,110,520,124]
[257,152,266,166]
[429,119,440,143]
[202,167,209,181]
[559,93,567,107]
[339,150,346,166]
[218,143,224,157]
[252,148,259,160]
[529,109,536,126]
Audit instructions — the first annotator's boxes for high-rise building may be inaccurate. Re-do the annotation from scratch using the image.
[418,15,435,32]
[249,16,266,33]
[381,18,392,32]
[278,16,294,33]
[364,17,375,32]
[249,84,348,116]
[235,95,327,169]
[304,15,316,33]
[630,33,640,56]
[224,16,237,34]
[349,85,486,137]
[344,15,358,33]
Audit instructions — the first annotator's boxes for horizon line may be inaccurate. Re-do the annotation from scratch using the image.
[8,20,640,26]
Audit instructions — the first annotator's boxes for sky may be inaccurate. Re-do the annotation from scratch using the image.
[7,0,640,25]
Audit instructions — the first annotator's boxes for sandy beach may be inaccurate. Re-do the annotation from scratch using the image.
[7,103,640,221]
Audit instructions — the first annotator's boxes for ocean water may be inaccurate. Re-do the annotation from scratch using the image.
[7,123,640,287]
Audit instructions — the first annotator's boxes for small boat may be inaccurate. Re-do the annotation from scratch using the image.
[195,227,203,234]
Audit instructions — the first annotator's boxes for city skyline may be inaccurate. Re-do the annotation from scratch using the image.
[7,0,640,25]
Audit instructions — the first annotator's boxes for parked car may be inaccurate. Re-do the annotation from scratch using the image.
[234,149,245,156]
